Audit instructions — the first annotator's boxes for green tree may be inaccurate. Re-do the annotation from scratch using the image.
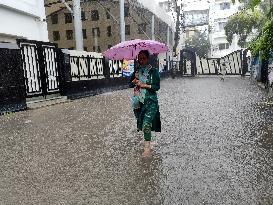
[224,9,262,47]
[231,0,261,9]
[184,31,211,58]
[249,18,273,59]
[231,0,272,16]
[231,0,273,59]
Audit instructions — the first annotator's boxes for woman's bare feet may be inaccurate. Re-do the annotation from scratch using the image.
[142,141,151,157]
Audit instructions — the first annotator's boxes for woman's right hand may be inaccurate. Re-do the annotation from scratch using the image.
[132,79,139,85]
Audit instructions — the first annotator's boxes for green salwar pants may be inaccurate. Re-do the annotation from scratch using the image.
[134,99,160,141]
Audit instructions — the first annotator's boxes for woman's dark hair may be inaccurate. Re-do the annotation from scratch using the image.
[138,50,150,58]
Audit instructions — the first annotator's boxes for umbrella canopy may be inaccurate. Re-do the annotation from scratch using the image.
[103,39,169,60]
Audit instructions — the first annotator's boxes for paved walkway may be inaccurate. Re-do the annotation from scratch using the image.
[0,77,273,204]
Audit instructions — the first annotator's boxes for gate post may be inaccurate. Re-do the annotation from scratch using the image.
[57,49,72,96]
[241,49,248,76]
[103,57,110,79]
[36,43,48,97]
[170,60,174,78]
[216,59,220,75]
[191,52,197,76]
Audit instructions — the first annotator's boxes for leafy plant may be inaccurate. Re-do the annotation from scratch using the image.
[249,18,273,59]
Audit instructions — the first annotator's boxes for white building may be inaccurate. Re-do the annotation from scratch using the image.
[209,0,242,58]
[0,0,48,43]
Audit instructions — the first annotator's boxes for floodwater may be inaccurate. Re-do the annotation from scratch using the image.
[0,76,273,204]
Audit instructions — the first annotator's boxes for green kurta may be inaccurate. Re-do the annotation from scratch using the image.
[129,65,161,140]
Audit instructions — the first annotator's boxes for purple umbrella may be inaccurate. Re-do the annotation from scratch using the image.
[103,39,169,60]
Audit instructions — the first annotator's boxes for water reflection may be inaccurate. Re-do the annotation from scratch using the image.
[1,77,273,204]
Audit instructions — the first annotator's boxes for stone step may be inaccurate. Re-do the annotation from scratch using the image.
[27,96,70,109]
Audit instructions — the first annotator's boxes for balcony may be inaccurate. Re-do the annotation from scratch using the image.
[211,31,226,39]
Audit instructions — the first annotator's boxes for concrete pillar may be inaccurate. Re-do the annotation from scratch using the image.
[119,0,125,42]
[167,26,170,69]
[73,0,83,50]
[152,14,155,40]
[167,26,170,46]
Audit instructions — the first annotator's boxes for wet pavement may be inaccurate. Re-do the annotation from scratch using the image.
[0,76,273,205]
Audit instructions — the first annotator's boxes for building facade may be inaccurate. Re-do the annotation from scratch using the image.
[0,0,48,43]
[46,0,175,53]
[209,0,242,58]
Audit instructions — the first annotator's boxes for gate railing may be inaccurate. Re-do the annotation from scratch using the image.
[175,49,248,76]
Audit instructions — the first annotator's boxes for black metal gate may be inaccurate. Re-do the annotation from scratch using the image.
[179,49,197,76]
[17,39,60,98]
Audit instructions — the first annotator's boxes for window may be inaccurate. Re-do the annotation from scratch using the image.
[219,43,230,50]
[66,30,73,40]
[220,2,230,10]
[53,31,60,41]
[125,25,130,35]
[84,47,87,51]
[219,43,225,50]
[91,10,99,21]
[106,8,111,19]
[51,14,58,24]
[108,45,112,49]
[92,27,100,37]
[93,46,101,52]
[125,5,129,17]
[82,11,86,21]
[138,23,146,34]
[65,13,73,24]
[82,29,87,39]
[218,22,226,31]
[107,26,112,37]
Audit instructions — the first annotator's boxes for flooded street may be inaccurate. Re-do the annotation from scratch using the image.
[0,77,273,204]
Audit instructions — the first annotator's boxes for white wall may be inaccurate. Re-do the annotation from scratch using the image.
[0,0,48,42]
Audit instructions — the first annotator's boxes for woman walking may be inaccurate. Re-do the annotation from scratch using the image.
[129,50,161,156]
